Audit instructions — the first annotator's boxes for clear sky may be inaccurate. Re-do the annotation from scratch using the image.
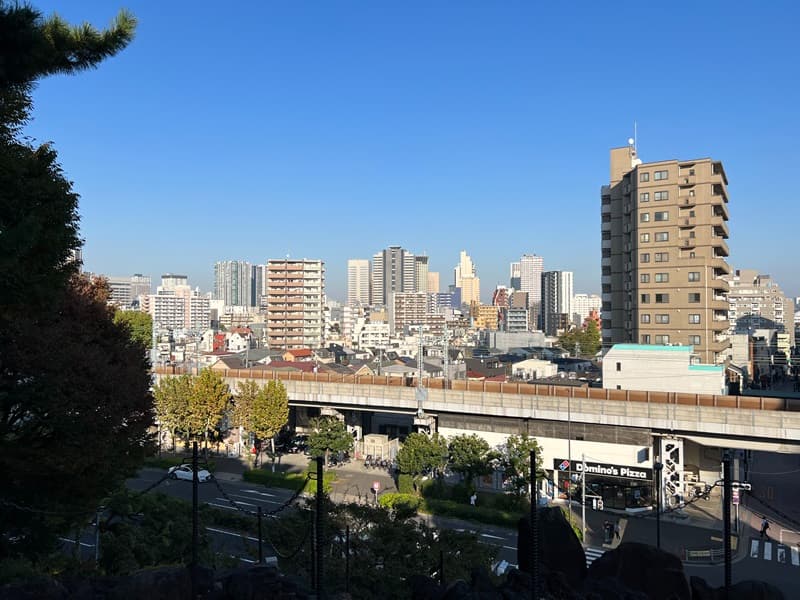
[26,1,800,302]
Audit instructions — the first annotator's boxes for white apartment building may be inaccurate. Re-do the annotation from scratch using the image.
[572,293,602,327]
[352,320,390,349]
[724,269,794,346]
[347,259,371,306]
[519,254,544,327]
[371,246,416,307]
[454,250,480,306]
[144,285,211,331]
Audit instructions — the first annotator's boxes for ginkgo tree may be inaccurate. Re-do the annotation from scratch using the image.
[232,379,289,466]
[189,369,231,456]
[152,373,193,451]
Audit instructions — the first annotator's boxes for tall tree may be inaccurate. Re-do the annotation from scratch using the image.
[189,369,231,454]
[152,374,194,451]
[448,434,492,489]
[0,3,142,561]
[113,309,153,351]
[231,379,260,433]
[396,432,449,490]
[498,433,544,498]
[251,380,289,455]
[307,417,353,466]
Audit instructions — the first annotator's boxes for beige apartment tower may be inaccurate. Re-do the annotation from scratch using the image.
[601,145,731,363]
[265,258,325,349]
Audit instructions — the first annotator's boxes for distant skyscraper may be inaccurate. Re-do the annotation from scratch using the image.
[347,259,370,306]
[427,272,440,294]
[130,274,151,302]
[251,264,267,308]
[160,274,188,292]
[454,250,480,305]
[509,262,521,290]
[214,260,253,307]
[519,254,544,328]
[414,255,429,294]
[541,271,574,336]
[371,246,416,307]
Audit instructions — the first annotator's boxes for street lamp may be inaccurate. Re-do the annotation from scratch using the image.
[654,460,663,549]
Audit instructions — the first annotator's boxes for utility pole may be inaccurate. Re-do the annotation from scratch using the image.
[654,459,663,549]
[581,454,586,545]
[530,448,540,598]
[191,442,199,598]
[315,456,324,595]
[257,506,263,564]
[723,450,733,595]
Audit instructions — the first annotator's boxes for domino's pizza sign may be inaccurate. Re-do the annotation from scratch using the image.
[558,460,570,471]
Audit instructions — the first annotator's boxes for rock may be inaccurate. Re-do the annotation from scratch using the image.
[586,542,689,600]
[689,576,785,600]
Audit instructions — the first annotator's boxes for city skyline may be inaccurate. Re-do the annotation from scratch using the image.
[24,1,800,301]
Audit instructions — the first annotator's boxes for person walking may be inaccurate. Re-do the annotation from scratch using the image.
[760,517,770,539]
[614,520,621,540]
[470,492,477,507]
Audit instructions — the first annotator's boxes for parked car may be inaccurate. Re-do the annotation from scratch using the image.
[168,464,213,482]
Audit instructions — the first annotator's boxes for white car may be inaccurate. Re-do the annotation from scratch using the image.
[168,464,213,482]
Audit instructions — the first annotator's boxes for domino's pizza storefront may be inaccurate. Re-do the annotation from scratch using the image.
[554,459,654,511]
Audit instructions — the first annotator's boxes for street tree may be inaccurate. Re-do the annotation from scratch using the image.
[0,3,144,561]
[498,433,544,498]
[396,432,449,490]
[558,319,601,357]
[113,308,153,350]
[307,417,353,466]
[231,379,260,433]
[448,434,492,489]
[189,369,231,454]
[152,374,194,451]
[251,380,289,456]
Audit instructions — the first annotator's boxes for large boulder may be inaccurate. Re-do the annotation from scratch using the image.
[690,575,785,600]
[586,542,689,600]
[517,506,587,592]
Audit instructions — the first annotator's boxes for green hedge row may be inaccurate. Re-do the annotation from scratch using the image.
[242,468,334,494]
[420,498,522,528]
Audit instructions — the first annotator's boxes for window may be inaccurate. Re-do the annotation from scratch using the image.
[640,293,650,304]
[641,335,651,344]
[655,314,670,324]
[640,314,651,323]
[655,273,669,283]
[602,230,611,240]
[640,233,650,242]
[655,335,670,344]
[640,192,650,202]
[640,172,650,182]
[688,292,701,303]
[602,213,611,223]
[654,252,669,263]
[654,191,669,201]
[655,232,669,242]
[655,293,670,303]
[640,253,650,263]
[616,362,621,372]
[688,314,701,324]
[689,335,701,345]
[689,230,696,238]
[640,274,650,283]
[654,170,668,180]
[655,211,669,221]
[688,271,701,282]
[640,212,650,222]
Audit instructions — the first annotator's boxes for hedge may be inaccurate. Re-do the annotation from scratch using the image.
[242,468,334,495]
[378,492,422,512]
[397,474,415,494]
[420,498,521,528]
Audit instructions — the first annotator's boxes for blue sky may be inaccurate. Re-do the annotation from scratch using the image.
[26,1,800,302]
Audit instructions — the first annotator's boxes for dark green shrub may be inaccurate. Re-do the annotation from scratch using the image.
[378,492,422,516]
[421,498,521,528]
[242,468,334,494]
[397,474,415,494]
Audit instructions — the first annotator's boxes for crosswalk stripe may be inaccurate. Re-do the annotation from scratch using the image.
[585,547,604,566]
[792,547,799,566]
[764,541,772,560]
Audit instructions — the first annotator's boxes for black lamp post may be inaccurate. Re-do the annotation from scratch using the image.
[654,461,663,550]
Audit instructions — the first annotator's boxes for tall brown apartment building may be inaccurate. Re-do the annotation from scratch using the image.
[265,259,325,349]
[601,145,731,363]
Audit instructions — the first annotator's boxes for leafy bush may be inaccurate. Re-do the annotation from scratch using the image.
[242,468,334,494]
[421,498,520,528]
[379,492,422,513]
[397,473,415,494]
[199,505,256,531]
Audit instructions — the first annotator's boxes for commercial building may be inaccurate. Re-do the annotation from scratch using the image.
[214,260,253,307]
[347,259,371,306]
[454,250,480,306]
[414,256,429,295]
[601,144,732,364]
[371,246,416,307]
[518,254,544,329]
[602,344,727,395]
[252,264,267,310]
[265,258,325,349]
[541,271,574,336]
[427,271,440,294]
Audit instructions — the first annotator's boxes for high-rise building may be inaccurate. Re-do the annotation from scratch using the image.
[131,274,151,301]
[427,272,440,294]
[143,278,210,331]
[454,250,480,306]
[414,256,429,294]
[107,277,133,306]
[572,293,602,327]
[724,269,794,345]
[541,271,574,336]
[214,260,253,307]
[265,258,325,349]
[251,264,267,309]
[371,246,416,307]
[602,144,731,363]
[347,259,370,306]
[509,262,521,291]
[160,274,188,292]
[519,254,544,328]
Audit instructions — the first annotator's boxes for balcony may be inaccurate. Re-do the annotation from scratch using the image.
[711,278,730,293]
[681,195,697,207]
[712,199,730,221]
[710,215,730,238]
[681,238,696,248]
[709,257,732,274]
[713,238,730,257]
[709,296,729,311]
[679,216,696,228]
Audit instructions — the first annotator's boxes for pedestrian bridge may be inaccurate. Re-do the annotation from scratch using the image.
[153,367,800,452]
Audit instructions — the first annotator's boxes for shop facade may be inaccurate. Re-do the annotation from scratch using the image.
[553,458,654,511]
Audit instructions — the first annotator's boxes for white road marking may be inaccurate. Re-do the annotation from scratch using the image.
[225,492,284,505]
[215,497,257,507]
[59,538,95,548]
[585,547,604,567]
[241,489,277,498]
[208,502,237,511]
[480,533,506,541]
[206,527,259,542]
[764,541,772,560]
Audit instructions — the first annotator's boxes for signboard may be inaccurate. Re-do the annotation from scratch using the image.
[553,459,653,480]
[372,481,381,492]
[732,488,740,505]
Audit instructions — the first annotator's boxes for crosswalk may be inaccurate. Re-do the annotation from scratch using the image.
[585,546,605,567]
[749,538,800,567]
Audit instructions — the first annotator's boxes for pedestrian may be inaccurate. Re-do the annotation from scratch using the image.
[760,517,770,539]
[614,520,621,540]
[470,492,477,507]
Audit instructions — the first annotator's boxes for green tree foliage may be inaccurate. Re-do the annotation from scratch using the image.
[189,369,231,452]
[152,374,194,451]
[231,379,259,432]
[113,309,153,351]
[447,434,492,489]
[498,434,544,497]
[396,432,449,490]
[307,417,353,466]
[558,319,601,357]
[251,380,289,447]
[99,489,211,575]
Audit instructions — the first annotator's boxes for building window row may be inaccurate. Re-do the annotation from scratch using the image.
[654,273,669,283]
[654,170,669,180]
[654,191,669,201]
[655,232,669,242]
[655,252,669,263]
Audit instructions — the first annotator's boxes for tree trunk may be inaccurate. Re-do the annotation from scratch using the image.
[325,448,330,467]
